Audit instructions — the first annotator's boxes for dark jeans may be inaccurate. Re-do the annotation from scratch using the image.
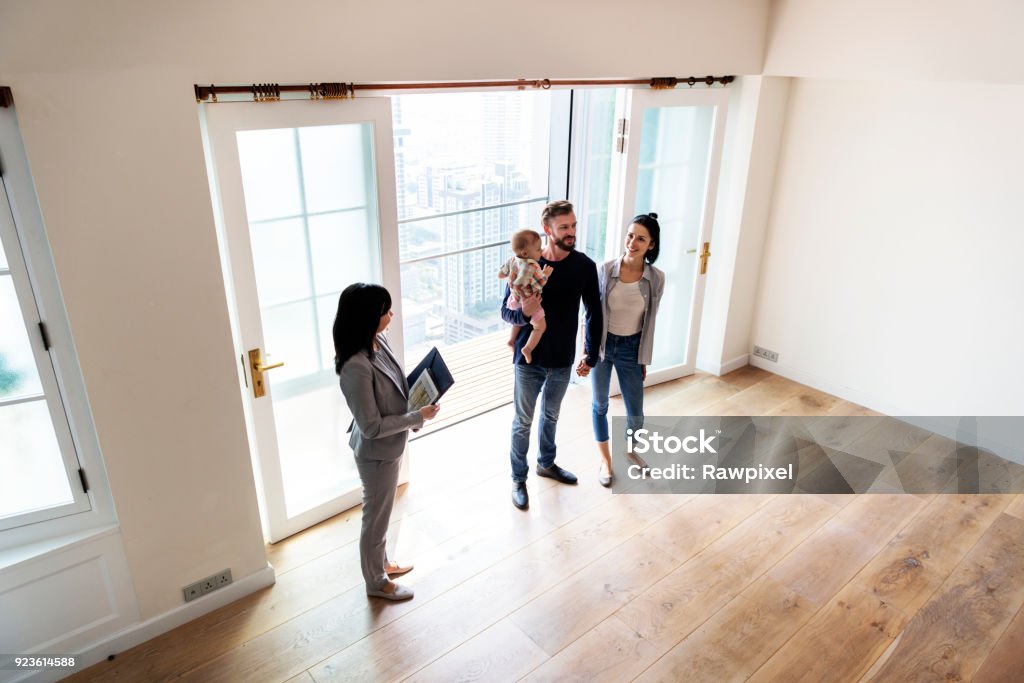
[591,332,644,443]
[510,364,571,482]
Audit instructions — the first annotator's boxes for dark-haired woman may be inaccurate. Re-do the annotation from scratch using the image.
[592,214,665,487]
[334,283,440,601]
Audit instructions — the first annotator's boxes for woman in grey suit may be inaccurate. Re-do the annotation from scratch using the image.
[334,283,440,601]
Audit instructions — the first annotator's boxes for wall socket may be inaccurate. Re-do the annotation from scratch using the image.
[183,568,233,603]
[752,345,779,363]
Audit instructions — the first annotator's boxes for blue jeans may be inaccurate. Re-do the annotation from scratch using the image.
[510,364,571,483]
[591,332,645,443]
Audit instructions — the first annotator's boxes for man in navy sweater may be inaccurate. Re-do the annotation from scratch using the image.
[501,200,603,509]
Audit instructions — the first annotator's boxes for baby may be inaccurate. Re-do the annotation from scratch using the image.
[498,229,553,364]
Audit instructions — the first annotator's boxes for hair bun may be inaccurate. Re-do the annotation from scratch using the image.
[648,212,658,220]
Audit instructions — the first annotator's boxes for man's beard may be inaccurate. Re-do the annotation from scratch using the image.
[552,236,576,252]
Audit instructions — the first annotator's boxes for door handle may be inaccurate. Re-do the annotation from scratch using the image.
[699,242,711,275]
[248,348,284,398]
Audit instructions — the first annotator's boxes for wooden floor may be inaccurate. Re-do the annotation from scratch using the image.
[411,330,513,436]
[66,366,1024,682]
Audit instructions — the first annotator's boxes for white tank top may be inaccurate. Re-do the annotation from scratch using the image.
[607,280,644,335]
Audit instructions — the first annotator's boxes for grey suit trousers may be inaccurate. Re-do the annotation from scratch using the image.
[355,456,402,591]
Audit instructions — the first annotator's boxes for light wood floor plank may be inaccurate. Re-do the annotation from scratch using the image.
[402,618,548,683]
[1002,494,1024,520]
[747,584,908,683]
[615,495,838,651]
[850,494,1010,615]
[520,616,661,683]
[508,534,678,656]
[634,575,818,683]
[638,494,774,564]
[865,513,1024,682]
[973,602,1024,682]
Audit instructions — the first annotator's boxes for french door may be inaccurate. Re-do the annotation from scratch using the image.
[203,99,402,542]
[612,88,729,386]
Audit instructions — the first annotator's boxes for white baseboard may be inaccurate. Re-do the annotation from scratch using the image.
[697,353,750,376]
[19,564,276,683]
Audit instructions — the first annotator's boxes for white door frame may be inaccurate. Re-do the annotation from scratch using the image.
[612,87,729,388]
[202,98,401,542]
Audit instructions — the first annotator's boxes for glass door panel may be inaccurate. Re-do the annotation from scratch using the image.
[204,99,400,541]
[616,88,728,386]
[634,105,715,371]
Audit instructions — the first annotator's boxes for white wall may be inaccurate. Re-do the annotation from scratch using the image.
[0,0,772,621]
[698,75,790,374]
[764,0,1024,84]
[750,77,1024,416]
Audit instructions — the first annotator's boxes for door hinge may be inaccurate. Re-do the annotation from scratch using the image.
[39,322,52,350]
[78,468,90,493]
[615,136,627,154]
[615,118,628,154]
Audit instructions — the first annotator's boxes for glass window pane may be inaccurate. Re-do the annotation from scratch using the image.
[578,89,617,261]
[236,128,303,222]
[274,384,360,518]
[0,399,73,520]
[392,91,552,225]
[249,217,310,307]
[298,124,372,214]
[316,293,339,370]
[400,242,512,364]
[309,210,379,296]
[261,300,319,383]
[0,276,43,400]
[635,105,715,370]
[0,238,8,270]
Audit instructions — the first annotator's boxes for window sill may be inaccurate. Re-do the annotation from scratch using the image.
[0,523,120,572]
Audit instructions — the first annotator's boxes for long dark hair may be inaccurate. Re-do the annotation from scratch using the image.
[631,213,661,264]
[333,283,392,374]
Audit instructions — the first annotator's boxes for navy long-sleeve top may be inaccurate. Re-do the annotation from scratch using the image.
[500,249,603,368]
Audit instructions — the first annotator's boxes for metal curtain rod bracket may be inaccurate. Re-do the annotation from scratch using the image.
[193,75,736,102]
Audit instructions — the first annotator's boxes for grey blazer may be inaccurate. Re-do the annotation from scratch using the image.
[598,258,665,366]
[339,334,424,462]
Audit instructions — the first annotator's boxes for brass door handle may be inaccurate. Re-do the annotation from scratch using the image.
[699,242,711,275]
[248,348,284,398]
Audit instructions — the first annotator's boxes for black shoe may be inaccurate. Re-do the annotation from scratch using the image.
[511,482,529,510]
[536,464,578,485]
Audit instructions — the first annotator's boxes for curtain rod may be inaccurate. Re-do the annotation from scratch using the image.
[193,76,735,102]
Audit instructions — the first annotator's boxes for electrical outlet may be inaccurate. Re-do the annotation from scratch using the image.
[183,582,203,602]
[184,568,233,602]
[752,345,779,363]
[214,569,233,588]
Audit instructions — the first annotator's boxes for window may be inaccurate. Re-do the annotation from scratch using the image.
[0,106,110,547]
[393,91,569,362]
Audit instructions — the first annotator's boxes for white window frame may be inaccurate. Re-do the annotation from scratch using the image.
[0,103,115,551]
